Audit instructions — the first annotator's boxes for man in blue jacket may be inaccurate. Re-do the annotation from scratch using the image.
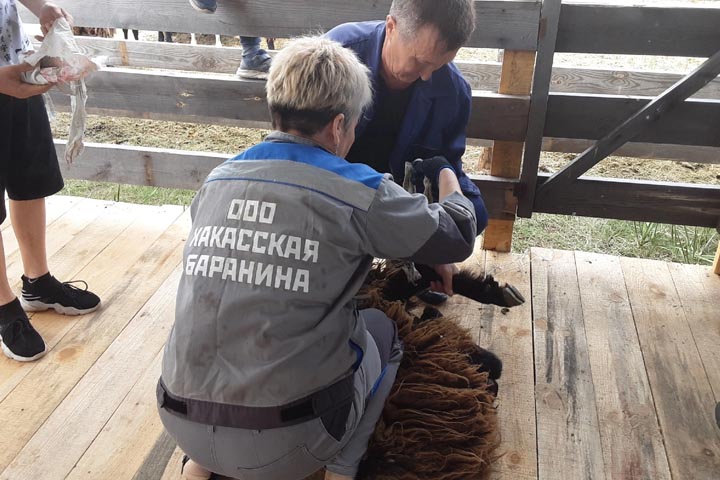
[326,0,488,235]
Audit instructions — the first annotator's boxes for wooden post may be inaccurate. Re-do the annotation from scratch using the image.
[482,50,536,252]
[713,242,720,275]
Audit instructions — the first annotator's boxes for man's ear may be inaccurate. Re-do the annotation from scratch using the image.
[385,15,396,36]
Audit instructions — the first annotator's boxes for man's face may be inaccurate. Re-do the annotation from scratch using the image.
[381,16,459,89]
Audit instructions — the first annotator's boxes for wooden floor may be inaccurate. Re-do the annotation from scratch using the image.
[0,196,718,480]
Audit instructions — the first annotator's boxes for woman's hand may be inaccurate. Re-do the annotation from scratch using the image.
[430,263,459,296]
[0,63,53,98]
[37,2,74,34]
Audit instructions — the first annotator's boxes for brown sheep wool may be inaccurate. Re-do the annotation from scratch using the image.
[355,262,501,480]
[304,261,501,480]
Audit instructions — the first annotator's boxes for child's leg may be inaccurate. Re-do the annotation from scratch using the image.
[0,204,47,362]
[0,229,16,304]
[10,198,48,279]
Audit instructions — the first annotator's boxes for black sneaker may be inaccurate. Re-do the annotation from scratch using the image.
[0,298,47,362]
[21,273,101,315]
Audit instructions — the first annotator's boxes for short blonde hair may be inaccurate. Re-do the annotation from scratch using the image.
[266,36,372,135]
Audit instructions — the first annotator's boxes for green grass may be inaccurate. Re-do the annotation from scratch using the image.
[61,179,196,207]
[512,214,718,266]
[60,180,719,267]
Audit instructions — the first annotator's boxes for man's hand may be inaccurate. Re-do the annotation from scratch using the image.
[412,156,453,187]
[0,63,53,98]
[412,156,462,203]
[430,263,459,296]
[38,2,73,34]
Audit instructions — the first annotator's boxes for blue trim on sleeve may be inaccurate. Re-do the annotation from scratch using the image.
[230,142,384,190]
[369,366,387,398]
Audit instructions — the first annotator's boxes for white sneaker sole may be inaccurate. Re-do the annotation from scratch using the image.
[20,298,101,316]
[237,70,268,80]
[0,338,47,362]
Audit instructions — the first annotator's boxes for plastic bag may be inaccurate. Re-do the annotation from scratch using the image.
[20,18,104,164]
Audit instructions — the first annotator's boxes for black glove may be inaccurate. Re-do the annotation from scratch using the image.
[411,156,454,189]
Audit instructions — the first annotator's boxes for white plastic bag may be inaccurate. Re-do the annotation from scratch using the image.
[21,18,104,164]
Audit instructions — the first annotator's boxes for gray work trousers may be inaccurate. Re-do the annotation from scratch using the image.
[159,308,402,479]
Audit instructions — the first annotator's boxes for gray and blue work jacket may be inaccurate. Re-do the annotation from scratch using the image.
[160,132,476,423]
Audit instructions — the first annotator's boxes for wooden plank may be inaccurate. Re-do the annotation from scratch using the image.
[490,140,527,178]
[44,38,720,100]
[8,265,185,480]
[445,246,487,339]
[56,146,523,223]
[544,93,720,149]
[0,204,183,472]
[539,48,720,196]
[483,51,535,252]
[714,243,720,275]
[0,201,143,404]
[53,141,228,190]
[159,447,185,480]
[556,3,720,57]
[482,220,515,253]
[46,69,530,142]
[541,139,720,165]
[668,262,720,398]
[482,252,537,479]
[468,175,519,222]
[20,0,541,50]
[532,174,720,228]
[620,257,720,478]
[429,247,537,479]
[530,247,605,480]
[45,69,720,149]
[535,65,720,100]
[496,51,537,99]
[132,430,180,480]
[575,252,671,480]
[517,0,561,218]
[48,68,271,125]
[69,353,181,480]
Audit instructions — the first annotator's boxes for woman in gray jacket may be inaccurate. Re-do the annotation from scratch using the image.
[158,36,477,480]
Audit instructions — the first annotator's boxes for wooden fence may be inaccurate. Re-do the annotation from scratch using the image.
[20,0,720,272]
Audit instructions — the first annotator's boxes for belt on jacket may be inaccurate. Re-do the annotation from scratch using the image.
[157,374,354,432]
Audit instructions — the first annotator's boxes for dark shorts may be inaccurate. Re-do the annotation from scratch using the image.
[0,93,64,225]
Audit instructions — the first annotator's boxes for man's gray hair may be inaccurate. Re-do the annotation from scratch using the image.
[389,0,476,51]
[266,36,372,135]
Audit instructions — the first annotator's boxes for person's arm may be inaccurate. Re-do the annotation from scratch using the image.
[409,157,472,295]
[0,63,53,98]
[361,169,477,293]
[431,169,463,294]
[19,0,73,34]
[438,78,489,234]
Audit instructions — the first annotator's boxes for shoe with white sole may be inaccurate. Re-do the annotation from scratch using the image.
[21,272,100,315]
[0,298,47,362]
[189,0,217,14]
